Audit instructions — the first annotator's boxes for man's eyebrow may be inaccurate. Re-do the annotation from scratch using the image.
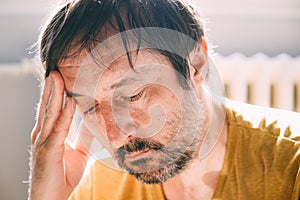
[110,77,141,90]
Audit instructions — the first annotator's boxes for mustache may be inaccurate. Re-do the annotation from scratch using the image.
[116,138,163,156]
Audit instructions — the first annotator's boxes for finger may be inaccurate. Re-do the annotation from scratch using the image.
[31,75,53,144]
[50,96,76,146]
[39,71,65,141]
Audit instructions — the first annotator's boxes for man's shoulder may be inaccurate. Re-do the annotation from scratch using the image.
[215,99,300,199]
[224,99,300,140]
[224,99,300,164]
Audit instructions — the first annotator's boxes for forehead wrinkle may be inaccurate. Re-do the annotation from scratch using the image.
[110,76,141,90]
[107,50,172,90]
[62,49,171,96]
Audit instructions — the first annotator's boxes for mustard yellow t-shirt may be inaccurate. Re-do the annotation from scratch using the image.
[70,108,300,200]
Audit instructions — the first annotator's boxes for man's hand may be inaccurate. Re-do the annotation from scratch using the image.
[29,71,91,200]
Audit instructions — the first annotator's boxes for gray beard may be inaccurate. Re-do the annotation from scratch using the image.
[122,137,200,184]
[115,96,207,184]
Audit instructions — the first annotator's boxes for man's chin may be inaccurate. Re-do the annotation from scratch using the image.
[117,141,198,184]
[124,157,191,184]
[127,168,176,184]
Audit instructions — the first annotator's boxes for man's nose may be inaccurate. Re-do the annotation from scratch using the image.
[101,102,138,148]
[106,116,138,148]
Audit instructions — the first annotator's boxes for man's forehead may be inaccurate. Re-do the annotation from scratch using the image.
[59,47,167,74]
[59,48,173,97]
[65,65,180,100]
[58,52,130,84]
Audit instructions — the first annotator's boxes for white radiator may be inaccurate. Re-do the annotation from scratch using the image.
[213,53,300,112]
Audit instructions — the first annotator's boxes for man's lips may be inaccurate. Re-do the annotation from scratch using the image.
[125,149,153,160]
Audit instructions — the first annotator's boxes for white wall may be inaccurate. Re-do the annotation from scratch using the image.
[0,64,40,200]
[195,0,300,56]
[0,0,299,62]
[0,0,58,62]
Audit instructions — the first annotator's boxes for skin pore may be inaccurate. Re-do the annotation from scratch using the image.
[58,42,228,199]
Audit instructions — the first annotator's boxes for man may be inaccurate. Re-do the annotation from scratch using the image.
[29,0,300,199]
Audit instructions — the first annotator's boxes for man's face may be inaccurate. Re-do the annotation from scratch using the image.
[59,48,208,183]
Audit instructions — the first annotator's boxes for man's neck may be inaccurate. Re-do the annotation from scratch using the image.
[162,108,228,200]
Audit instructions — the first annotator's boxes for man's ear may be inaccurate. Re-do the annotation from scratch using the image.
[189,37,209,85]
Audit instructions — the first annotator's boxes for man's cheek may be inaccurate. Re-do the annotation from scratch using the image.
[129,106,151,127]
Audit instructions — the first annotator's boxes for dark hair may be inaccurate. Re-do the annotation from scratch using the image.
[40,0,204,87]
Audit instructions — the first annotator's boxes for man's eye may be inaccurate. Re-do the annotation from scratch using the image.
[128,91,143,102]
